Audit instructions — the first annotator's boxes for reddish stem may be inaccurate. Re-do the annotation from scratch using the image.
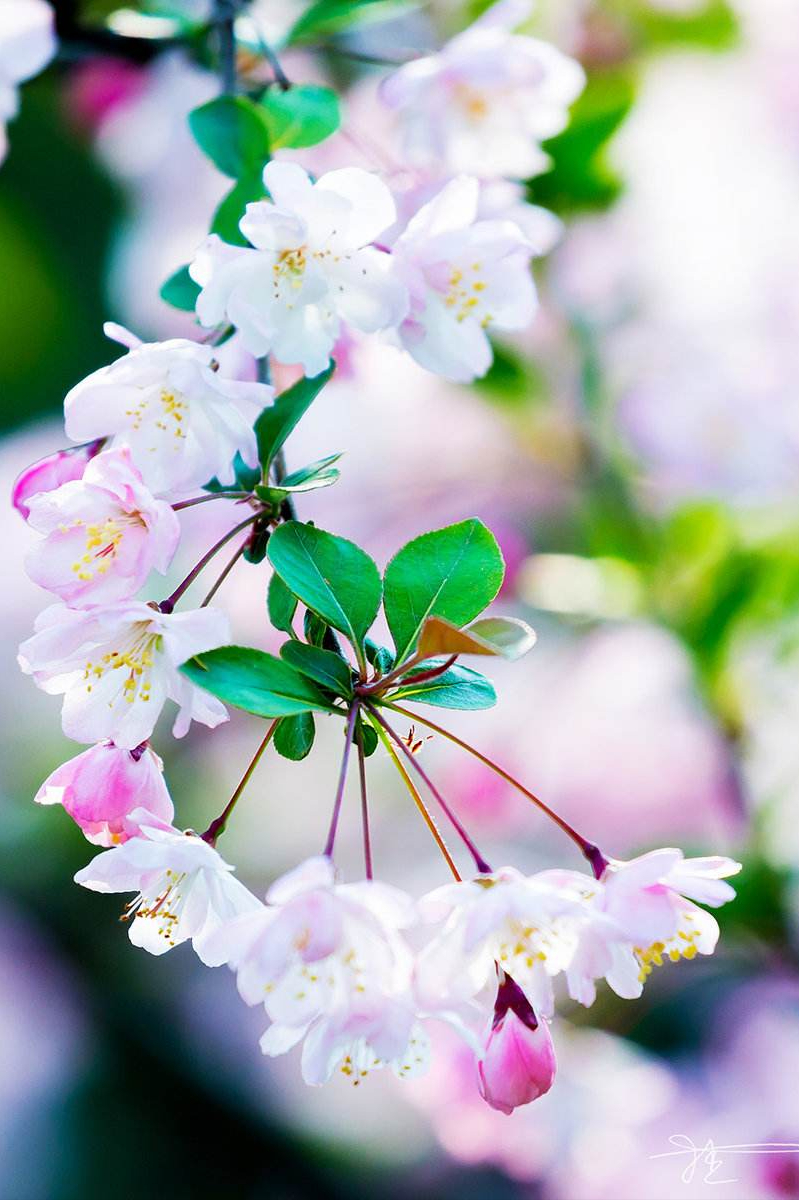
[202,720,278,844]
[159,512,260,612]
[323,703,359,858]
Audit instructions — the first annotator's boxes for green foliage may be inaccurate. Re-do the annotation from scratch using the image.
[280,641,354,697]
[159,265,200,312]
[274,712,316,760]
[630,0,737,50]
[261,85,341,149]
[383,519,505,665]
[303,609,330,647]
[189,96,271,179]
[530,70,636,213]
[255,455,342,505]
[211,175,268,245]
[287,0,413,44]
[365,640,394,675]
[357,717,378,757]
[268,522,382,654]
[182,646,336,717]
[255,365,335,474]
[391,662,497,709]
[267,572,298,634]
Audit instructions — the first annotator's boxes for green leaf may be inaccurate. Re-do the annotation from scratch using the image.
[287,0,413,44]
[211,174,268,245]
[633,1,737,51]
[160,265,200,312]
[255,364,335,473]
[303,609,329,647]
[357,717,378,757]
[280,453,342,491]
[242,517,270,564]
[204,450,260,493]
[365,639,394,675]
[189,96,271,179]
[280,640,353,697]
[530,70,635,214]
[391,662,497,710]
[182,645,336,717]
[269,522,381,653]
[267,571,298,634]
[416,614,536,662]
[261,85,341,149]
[274,712,316,760]
[383,519,505,665]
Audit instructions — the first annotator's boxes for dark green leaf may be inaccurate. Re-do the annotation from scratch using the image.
[357,717,378,757]
[280,640,353,697]
[384,519,505,665]
[189,96,271,179]
[280,453,342,490]
[254,364,335,473]
[365,639,394,675]
[204,450,260,493]
[287,0,413,43]
[268,572,298,634]
[390,662,497,710]
[182,645,336,717]
[268,521,381,651]
[243,517,270,564]
[160,265,200,312]
[304,609,329,647]
[261,85,340,149]
[211,174,268,245]
[274,712,316,760]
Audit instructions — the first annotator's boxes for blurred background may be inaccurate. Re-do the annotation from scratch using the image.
[3,0,799,1196]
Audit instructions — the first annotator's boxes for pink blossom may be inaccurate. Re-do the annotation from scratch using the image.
[24,447,180,606]
[12,441,103,520]
[35,741,173,846]
[477,976,556,1114]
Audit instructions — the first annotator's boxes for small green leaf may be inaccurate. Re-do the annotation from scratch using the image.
[268,572,298,634]
[255,364,335,473]
[261,85,340,149]
[287,0,413,43]
[160,265,200,311]
[274,712,316,760]
[416,614,536,662]
[242,517,270,564]
[268,521,381,652]
[365,639,394,675]
[384,519,505,665]
[204,451,260,493]
[280,453,342,491]
[390,662,497,710]
[280,640,353,697]
[182,645,335,717]
[211,174,268,245]
[357,717,378,757]
[303,609,329,647]
[189,95,271,179]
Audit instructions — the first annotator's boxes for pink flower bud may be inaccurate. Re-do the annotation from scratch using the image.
[35,742,173,846]
[477,976,557,1114]
[12,440,104,520]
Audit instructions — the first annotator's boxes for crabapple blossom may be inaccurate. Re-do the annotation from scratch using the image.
[74,811,261,963]
[391,176,538,382]
[415,866,581,1018]
[190,161,408,376]
[64,327,270,495]
[207,855,428,1084]
[35,741,173,846]
[17,600,230,749]
[12,440,104,520]
[380,0,585,180]
[477,973,557,1114]
[24,447,180,606]
[0,0,56,165]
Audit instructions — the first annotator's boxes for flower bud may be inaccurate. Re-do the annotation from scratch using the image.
[35,742,173,846]
[477,974,556,1114]
[12,440,104,520]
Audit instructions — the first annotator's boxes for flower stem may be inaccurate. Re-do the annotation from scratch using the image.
[355,719,373,880]
[382,700,608,878]
[357,653,458,698]
[367,705,492,875]
[202,719,278,844]
[323,702,360,858]
[172,492,252,511]
[366,711,460,881]
[200,541,246,607]
[159,512,260,612]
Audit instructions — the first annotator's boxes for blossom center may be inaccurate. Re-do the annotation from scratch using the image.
[636,911,701,982]
[67,512,144,582]
[124,387,189,452]
[83,622,161,705]
[124,867,189,947]
[444,263,491,326]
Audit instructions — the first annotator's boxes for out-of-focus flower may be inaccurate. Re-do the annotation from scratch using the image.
[74,812,261,962]
[391,176,537,382]
[477,973,557,1114]
[380,0,584,180]
[65,57,147,132]
[35,740,173,846]
[416,867,579,1017]
[12,440,104,520]
[18,600,229,748]
[0,0,56,164]
[24,447,180,606]
[64,327,269,496]
[191,162,408,376]
[208,855,427,1085]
